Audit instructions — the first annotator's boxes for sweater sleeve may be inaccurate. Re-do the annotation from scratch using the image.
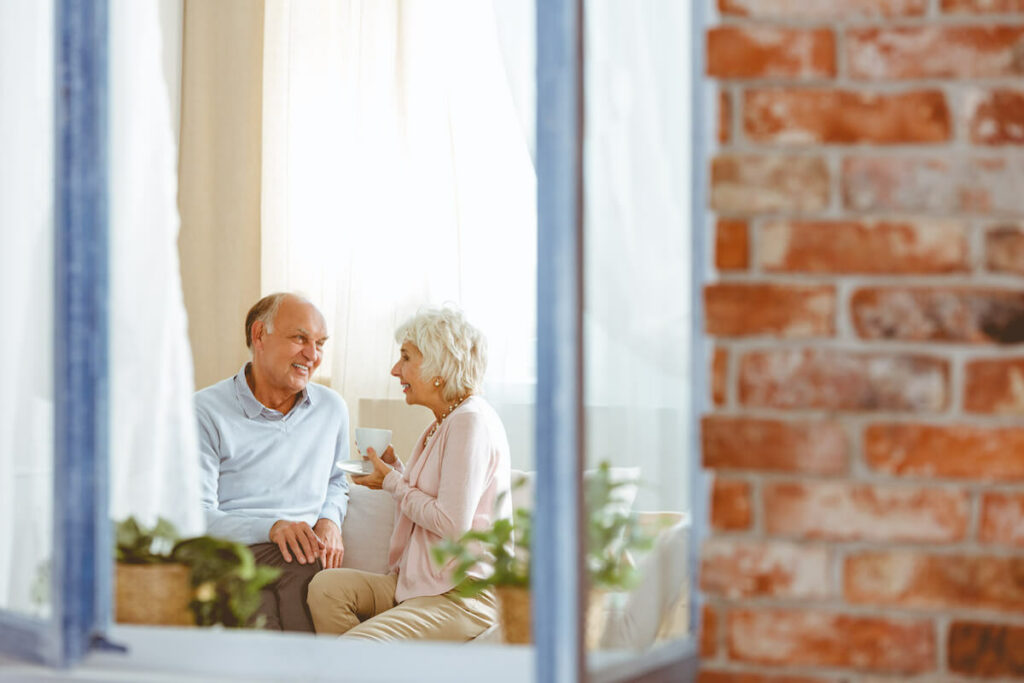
[382,413,491,541]
[196,408,276,544]
[317,400,351,528]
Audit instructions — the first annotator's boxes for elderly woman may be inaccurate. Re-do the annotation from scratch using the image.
[306,306,511,640]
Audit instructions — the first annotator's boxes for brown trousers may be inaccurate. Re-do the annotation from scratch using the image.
[248,542,322,632]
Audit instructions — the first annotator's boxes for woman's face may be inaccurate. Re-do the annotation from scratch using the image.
[391,342,440,409]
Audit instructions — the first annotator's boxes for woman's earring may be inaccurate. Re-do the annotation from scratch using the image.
[433,379,441,387]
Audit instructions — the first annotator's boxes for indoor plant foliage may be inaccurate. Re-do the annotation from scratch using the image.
[585,461,654,591]
[114,517,279,627]
[431,502,532,597]
[432,462,654,644]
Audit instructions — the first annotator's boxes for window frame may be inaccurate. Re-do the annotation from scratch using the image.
[0,0,708,678]
[0,0,111,667]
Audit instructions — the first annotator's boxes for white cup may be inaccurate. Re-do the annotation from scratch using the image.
[355,427,392,458]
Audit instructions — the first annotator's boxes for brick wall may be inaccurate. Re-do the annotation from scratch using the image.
[700,0,1024,680]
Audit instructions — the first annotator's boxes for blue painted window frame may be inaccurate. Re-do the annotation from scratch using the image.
[0,0,110,667]
[533,0,706,681]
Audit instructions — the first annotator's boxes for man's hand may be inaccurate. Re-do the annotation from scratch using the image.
[352,446,393,490]
[269,520,324,565]
[313,518,344,569]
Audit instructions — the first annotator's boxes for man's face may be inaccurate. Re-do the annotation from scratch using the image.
[251,298,328,395]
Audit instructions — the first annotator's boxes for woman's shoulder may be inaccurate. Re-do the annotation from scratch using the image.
[449,395,496,422]
[447,397,509,445]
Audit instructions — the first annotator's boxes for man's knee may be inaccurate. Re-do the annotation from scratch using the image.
[275,560,322,590]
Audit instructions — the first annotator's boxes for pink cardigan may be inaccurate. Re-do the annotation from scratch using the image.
[382,396,512,603]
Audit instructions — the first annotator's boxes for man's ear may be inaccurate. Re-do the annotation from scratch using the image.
[251,320,266,349]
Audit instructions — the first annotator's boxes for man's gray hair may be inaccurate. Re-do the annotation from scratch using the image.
[244,292,291,349]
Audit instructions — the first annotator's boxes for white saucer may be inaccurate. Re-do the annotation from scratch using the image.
[337,460,373,475]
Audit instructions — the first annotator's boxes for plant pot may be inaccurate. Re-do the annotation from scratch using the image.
[495,586,607,648]
[115,562,194,626]
[495,586,531,644]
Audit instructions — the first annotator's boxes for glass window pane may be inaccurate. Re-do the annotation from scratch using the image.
[0,0,55,621]
[582,0,694,671]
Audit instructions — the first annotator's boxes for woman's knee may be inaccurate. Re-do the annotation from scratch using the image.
[307,569,346,606]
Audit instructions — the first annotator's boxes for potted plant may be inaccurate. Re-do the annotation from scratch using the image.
[114,517,279,627]
[432,461,655,647]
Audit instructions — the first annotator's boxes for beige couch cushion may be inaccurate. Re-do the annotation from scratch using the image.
[340,482,396,574]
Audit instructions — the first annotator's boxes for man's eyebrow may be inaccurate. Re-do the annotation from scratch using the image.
[296,327,329,342]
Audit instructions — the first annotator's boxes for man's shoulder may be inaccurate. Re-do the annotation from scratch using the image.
[307,382,347,414]
[193,375,237,413]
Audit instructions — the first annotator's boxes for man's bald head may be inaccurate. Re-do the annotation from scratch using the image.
[245,293,321,350]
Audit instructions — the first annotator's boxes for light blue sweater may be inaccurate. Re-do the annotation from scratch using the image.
[194,364,350,544]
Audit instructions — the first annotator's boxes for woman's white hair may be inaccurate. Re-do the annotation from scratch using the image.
[395,306,487,403]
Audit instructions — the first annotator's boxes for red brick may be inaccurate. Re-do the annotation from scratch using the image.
[708,26,835,79]
[744,89,951,145]
[980,492,1024,546]
[705,284,835,338]
[701,539,829,599]
[727,609,936,673]
[852,287,1024,344]
[739,349,948,412]
[763,481,969,542]
[965,358,1024,414]
[845,551,1024,612]
[847,26,1024,80]
[703,415,846,474]
[715,219,748,270]
[948,621,1024,677]
[719,90,732,144]
[943,0,1024,12]
[712,347,728,406]
[842,156,955,213]
[760,219,967,274]
[961,156,1024,214]
[968,89,1024,145]
[711,155,830,213]
[698,672,831,683]
[711,477,752,531]
[700,605,717,657]
[987,224,1024,275]
[720,0,927,18]
[865,423,1024,481]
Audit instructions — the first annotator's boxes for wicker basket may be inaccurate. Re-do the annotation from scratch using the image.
[115,562,194,626]
[495,586,607,648]
[496,586,531,644]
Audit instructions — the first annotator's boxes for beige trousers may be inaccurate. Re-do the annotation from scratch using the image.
[307,568,497,641]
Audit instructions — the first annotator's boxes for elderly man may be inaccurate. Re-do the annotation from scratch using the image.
[194,292,349,632]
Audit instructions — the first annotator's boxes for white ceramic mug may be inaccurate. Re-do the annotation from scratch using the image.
[354,427,392,458]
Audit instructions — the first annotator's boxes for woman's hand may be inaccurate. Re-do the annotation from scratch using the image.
[351,446,394,490]
[378,444,399,466]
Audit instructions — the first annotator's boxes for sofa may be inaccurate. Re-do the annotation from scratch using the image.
[338,469,691,649]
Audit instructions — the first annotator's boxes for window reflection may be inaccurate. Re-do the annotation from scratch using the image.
[583,0,694,663]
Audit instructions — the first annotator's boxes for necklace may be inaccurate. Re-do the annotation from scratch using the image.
[423,395,469,447]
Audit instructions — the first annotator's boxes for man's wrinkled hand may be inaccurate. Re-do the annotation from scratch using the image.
[269,519,324,565]
[313,518,344,569]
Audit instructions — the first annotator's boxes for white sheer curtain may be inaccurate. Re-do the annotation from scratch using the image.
[261,0,536,465]
[0,0,55,616]
[108,0,202,536]
[583,0,692,513]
